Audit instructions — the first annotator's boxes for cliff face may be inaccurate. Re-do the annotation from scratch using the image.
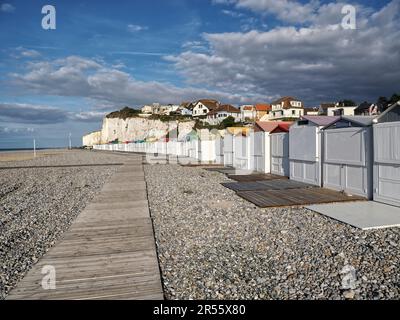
[100,117,196,143]
[82,130,102,146]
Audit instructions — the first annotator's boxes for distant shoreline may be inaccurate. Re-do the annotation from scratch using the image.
[0,148,67,153]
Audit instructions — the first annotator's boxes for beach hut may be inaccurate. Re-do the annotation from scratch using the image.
[322,116,374,199]
[197,130,216,163]
[214,130,224,164]
[373,101,400,206]
[222,127,250,170]
[224,127,241,167]
[289,116,339,185]
[253,121,292,173]
[234,129,252,170]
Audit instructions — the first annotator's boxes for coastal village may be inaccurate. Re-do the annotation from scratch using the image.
[83,95,399,146]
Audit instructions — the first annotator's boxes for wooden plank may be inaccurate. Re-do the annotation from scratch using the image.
[228,174,288,182]
[6,160,163,300]
[221,179,316,192]
[237,188,366,208]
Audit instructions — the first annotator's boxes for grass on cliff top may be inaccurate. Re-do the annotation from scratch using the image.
[105,107,193,122]
[106,107,141,120]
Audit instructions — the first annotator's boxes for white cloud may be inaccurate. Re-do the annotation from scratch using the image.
[127,24,148,33]
[222,9,244,18]
[0,103,68,124]
[214,0,375,26]
[235,0,319,24]
[212,0,237,4]
[168,1,400,104]
[9,55,266,107]
[71,111,107,122]
[0,127,35,134]
[0,102,111,125]
[0,3,15,13]
[12,47,41,59]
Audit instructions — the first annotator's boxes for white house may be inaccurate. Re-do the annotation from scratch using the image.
[269,96,304,120]
[141,105,153,114]
[176,106,192,116]
[327,103,357,116]
[163,104,180,115]
[240,105,256,121]
[206,104,241,125]
[192,99,220,117]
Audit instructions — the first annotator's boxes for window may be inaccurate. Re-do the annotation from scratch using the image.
[203,109,207,113]
[292,110,296,115]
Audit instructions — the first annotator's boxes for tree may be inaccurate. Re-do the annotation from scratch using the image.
[389,93,400,104]
[218,116,236,129]
[377,96,388,105]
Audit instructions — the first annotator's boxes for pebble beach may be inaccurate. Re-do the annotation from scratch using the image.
[1,150,399,300]
[144,163,400,300]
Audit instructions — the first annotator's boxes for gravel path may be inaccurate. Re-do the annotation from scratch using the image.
[144,164,400,300]
[0,150,128,299]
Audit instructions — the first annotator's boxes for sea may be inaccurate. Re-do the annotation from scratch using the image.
[0,148,63,153]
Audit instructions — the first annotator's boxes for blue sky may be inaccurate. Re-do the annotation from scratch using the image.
[0,0,399,148]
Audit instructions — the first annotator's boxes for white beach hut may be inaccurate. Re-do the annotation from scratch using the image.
[372,101,400,206]
[322,116,374,198]
[289,116,340,185]
[253,122,292,174]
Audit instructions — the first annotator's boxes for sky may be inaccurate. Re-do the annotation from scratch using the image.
[0,0,399,148]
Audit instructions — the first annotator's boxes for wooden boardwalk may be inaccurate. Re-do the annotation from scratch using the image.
[7,156,164,300]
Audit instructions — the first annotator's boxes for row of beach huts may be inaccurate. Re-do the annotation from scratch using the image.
[94,101,400,208]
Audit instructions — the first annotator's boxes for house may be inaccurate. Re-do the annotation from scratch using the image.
[206,104,240,125]
[304,107,320,116]
[354,102,378,116]
[269,96,304,120]
[175,106,192,116]
[163,104,180,115]
[141,105,153,114]
[150,103,164,115]
[318,103,336,115]
[255,104,271,120]
[240,105,256,121]
[327,103,357,116]
[192,99,220,117]
[174,102,193,116]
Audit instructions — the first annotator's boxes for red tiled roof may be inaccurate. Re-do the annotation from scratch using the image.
[196,99,220,110]
[271,96,303,109]
[208,104,240,115]
[255,104,271,112]
[255,121,293,133]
